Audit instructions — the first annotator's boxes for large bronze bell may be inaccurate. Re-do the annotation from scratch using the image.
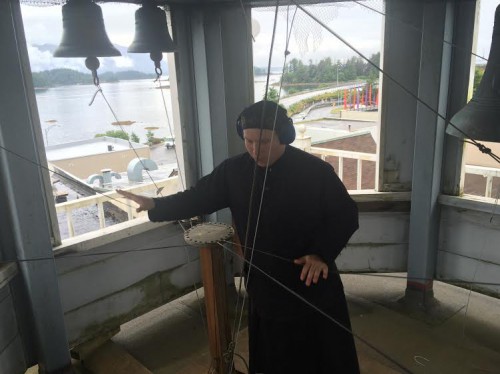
[128,0,176,55]
[447,5,500,142]
[53,0,121,58]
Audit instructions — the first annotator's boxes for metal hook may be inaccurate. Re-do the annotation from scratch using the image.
[92,70,100,87]
[156,67,163,80]
[85,57,101,87]
[154,61,163,82]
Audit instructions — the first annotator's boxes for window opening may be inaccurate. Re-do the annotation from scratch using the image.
[252,2,382,192]
[20,2,183,242]
[461,0,500,200]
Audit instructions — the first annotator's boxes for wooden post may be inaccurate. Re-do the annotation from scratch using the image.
[184,222,242,374]
[200,244,232,374]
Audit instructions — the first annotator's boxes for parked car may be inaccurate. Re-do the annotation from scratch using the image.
[165,138,175,149]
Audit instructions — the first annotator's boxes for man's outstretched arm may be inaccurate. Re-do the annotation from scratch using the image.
[116,189,155,212]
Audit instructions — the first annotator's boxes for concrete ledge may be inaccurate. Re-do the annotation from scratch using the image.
[439,194,500,215]
[352,191,411,212]
[54,218,173,255]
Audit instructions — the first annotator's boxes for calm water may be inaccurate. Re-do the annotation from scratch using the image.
[35,75,282,147]
[36,79,174,146]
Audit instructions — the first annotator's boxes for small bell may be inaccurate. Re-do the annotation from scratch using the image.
[53,0,121,58]
[128,0,176,76]
[447,5,500,142]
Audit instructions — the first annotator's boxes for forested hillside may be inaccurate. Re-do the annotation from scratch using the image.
[282,53,380,86]
[32,69,156,88]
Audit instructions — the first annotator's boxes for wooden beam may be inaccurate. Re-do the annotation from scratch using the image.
[200,244,232,374]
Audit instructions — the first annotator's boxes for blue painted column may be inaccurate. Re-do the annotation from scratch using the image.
[0,0,72,372]
[442,2,479,196]
[170,3,253,218]
[405,1,455,306]
[406,1,479,305]
[378,0,424,192]
[169,4,253,280]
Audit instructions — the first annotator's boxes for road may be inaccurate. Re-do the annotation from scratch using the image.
[294,105,341,121]
[279,81,365,108]
[150,143,179,167]
[302,118,375,132]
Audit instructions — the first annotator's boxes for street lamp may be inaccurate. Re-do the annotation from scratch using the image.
[336,62,339,88]
[44,120,60,146]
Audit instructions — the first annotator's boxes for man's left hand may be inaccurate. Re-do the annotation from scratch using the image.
[293,255,328,286]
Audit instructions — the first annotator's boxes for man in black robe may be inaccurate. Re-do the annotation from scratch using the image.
[118,100,360,374]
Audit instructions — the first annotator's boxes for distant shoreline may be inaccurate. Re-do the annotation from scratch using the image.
[32,68,157,89]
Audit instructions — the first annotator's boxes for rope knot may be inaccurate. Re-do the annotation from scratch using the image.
[223,341,236,363]
[478,143,492,155]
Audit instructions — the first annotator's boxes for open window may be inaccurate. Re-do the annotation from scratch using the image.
[251,2,383,192]
[459,1,500,201]
[20,2,183,243]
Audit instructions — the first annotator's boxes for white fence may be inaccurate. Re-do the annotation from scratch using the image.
[55,155,500,239]
[55,177,180,238]
[310,146,377,190]
[464,165,500,198]
[55,148,379,239]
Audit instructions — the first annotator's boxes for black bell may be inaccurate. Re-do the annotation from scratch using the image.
[53,0,121,58]
[447,5,500,142]
[128,0,176,55]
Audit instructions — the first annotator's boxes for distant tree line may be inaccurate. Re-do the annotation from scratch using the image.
[32,68,156,88]
[254,66,268,75]
[282,53,380,88]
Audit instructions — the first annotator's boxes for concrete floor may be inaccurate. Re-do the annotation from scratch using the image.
[27,273,500,373]
[343,274,500,373]
[110,274,500,373]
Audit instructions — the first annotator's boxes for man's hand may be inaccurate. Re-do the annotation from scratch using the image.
[293,254,328,286]
[116,189,155,212]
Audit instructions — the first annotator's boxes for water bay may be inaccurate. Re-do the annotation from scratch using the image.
[36,79,173,146]
[35,75,281,147]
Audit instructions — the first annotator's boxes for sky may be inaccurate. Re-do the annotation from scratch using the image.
[19,1,499,73]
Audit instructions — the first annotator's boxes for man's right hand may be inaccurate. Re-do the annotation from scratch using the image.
[116,189,155,212]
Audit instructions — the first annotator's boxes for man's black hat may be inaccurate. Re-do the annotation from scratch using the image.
[236,100,296,144]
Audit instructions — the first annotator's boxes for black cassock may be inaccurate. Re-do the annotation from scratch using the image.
[149,145,360,374]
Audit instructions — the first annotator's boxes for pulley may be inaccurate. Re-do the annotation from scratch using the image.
[447,5,500,142]
[128,0,176,77]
